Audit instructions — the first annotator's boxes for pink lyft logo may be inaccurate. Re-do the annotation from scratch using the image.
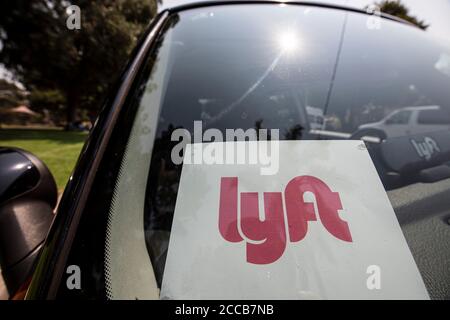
[218,176,352,264]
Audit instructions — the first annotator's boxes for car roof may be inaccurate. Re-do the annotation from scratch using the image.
[403,105,441,111]
[156,0,416,27]
[158,0,347,11]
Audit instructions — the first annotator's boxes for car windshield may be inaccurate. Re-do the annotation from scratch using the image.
[58,4,450,300]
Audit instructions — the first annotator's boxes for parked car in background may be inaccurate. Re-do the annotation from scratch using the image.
[354,106,450,139]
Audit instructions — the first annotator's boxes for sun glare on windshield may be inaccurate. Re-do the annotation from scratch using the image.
[278,31,299,54]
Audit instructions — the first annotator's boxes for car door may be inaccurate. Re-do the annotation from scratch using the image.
[383,110,413,138]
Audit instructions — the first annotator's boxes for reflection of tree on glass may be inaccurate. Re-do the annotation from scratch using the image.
[372,0,428,29]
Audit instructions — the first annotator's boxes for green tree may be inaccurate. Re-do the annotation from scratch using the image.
[376,0,429,30]
[0,79,28,109]
[0,0,157,128]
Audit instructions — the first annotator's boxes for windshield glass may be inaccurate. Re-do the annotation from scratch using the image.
[58,4,450,300]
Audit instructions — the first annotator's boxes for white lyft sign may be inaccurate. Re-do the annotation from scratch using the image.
[161,141,429,299]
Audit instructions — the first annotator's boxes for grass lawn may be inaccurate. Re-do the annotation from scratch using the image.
[0,129,87,192]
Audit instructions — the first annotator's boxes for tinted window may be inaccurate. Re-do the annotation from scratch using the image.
[386,110,412,124]
[418,108,450,124]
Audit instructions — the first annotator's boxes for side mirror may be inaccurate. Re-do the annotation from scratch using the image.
[0,147,57,297]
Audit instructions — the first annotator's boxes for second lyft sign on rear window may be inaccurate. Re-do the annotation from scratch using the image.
[161,141,429,299]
